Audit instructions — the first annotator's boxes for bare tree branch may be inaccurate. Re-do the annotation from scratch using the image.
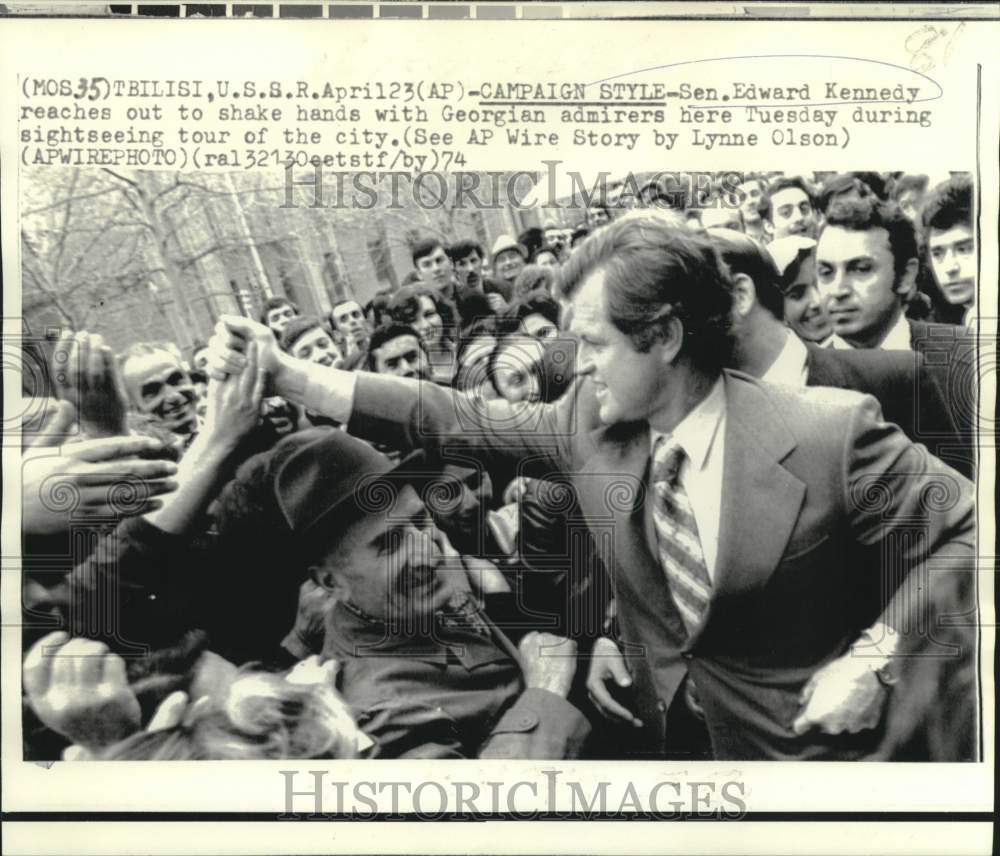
[22,184,124,218]
[100,168,141,192]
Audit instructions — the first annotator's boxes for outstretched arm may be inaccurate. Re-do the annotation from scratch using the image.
[44,346,268,651]
[205,315,579,476]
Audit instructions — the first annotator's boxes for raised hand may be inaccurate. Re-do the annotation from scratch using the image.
[199,341,267,452]
[23,631,142,750]
[204,315,284,382]
[22,435,178,535]
[52,331,129,438]
[24,399,77,450]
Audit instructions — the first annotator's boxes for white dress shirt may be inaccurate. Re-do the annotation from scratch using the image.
[648,377,727,579]
[874,312,912,351]
[818,332,852,349]
[761,330,809,389]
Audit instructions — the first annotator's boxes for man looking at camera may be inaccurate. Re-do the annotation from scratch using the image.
[119,343,201,440]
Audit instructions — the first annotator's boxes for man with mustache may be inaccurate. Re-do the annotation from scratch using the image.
[448,239,510,312]
[816,196,964,352]
[709,227,972,477]
[260,296,299,340]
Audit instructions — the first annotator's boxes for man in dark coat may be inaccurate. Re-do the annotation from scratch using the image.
[205,211,976,761]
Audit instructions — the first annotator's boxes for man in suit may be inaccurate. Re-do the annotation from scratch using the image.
[205,211,976,760]
[816,195,968,352]
[710,228,973,478]
[815,195,977,469]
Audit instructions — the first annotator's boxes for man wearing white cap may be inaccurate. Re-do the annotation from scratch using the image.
[490,235,527,295]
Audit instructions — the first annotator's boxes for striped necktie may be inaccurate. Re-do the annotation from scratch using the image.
[652,437,712,636]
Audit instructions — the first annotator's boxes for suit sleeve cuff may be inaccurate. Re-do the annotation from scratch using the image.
[297,362,357,424]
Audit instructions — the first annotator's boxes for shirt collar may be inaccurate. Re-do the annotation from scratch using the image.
[762,330,809,387]
[875,312,912,351]
[325,588,494,658]
[819,332,852,349]
[649,375,726,472]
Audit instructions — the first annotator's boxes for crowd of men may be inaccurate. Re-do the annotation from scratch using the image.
[21,169,979,763]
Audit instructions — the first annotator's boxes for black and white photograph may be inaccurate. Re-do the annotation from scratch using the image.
[15,164,983,765]
[0,6,996,855]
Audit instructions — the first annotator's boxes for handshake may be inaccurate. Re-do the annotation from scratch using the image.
[22,325,273,537]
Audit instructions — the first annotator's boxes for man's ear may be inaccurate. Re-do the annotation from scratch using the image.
[657,315,685,367]
[310,564,346,597]
[730,272,757,318]
[893,256,920,300]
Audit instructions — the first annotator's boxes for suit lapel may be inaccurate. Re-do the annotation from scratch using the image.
[711,373,807,601]
[579,374,808,648]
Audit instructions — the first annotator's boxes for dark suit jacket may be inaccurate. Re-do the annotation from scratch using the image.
[804,344,973,478]
[346,369,976,760]
[907,319,977,459]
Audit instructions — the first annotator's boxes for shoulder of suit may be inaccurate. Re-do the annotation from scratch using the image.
[909,319,970,345]
[726,367,879,418]
[813,343,916,377]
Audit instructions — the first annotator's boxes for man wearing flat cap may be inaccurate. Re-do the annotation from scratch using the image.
[270,428,591,759]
